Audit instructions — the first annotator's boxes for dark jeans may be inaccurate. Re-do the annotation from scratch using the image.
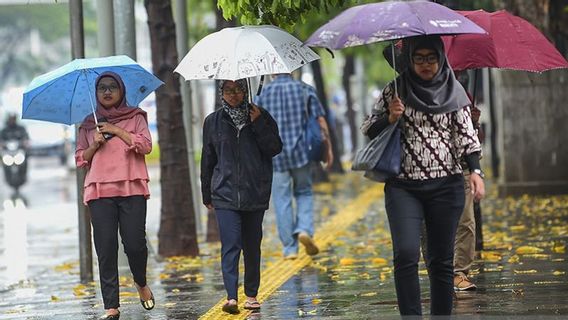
[215,209,264,301]
[385,175,464,316]
[88,195,148,309]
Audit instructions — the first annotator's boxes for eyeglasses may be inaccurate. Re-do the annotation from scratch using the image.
[412,54,439,65]
[97,85,119,93]
[223,88,244,95]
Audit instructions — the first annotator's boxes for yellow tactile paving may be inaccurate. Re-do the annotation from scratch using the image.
[199,184,384,319]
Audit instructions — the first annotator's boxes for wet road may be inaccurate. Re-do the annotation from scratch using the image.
[0,159,567,319]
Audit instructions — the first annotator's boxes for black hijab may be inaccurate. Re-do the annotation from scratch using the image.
[396,35,470,114]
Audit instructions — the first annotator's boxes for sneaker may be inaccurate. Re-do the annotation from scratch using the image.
[298,232,319,256]
[454,274,477,291]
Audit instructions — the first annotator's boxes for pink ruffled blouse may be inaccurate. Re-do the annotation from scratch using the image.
[75,114,152,204]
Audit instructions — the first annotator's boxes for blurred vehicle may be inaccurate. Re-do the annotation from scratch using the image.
[23,120,72,165]
[1,139,27,192]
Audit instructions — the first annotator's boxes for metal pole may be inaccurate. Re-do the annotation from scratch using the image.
[114,0,137,59]
[96,0,115,56]
[69,0,93,284]
[175,0,202,233]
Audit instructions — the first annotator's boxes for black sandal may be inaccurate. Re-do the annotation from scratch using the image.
[137,285,155,310]
[140,292,155,310]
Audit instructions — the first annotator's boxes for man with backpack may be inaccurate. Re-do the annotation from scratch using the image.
[256,73,333,259]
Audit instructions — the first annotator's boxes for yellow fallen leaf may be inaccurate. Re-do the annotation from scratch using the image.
[312,298,322,305]
[553,245,566,253]
[73,284,89,297]
[339,258,356,266]
[513,269,538,274]
[418,269,428,276]
[508,255,520,264]
[159,273,171,280]
[361,292,378,297]
[171,288,180,293]
[54,262,77,273]
[481,251,502,262]
[516,246,544,254]
[51,295,60,302]
[359,272,371,280]
[552,270,565,276]
[119,291,138,297]
[510,225,526,232]
[371,258,388,266]
[380,273,387,281]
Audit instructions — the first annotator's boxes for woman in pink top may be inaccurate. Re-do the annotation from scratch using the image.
[75,72,154,320]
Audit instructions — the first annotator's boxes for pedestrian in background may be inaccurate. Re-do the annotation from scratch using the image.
[201,79,282,314]
[255,73,333,260]
[453,71,485,291]
[75,72,154,320]
[361,35,484,316]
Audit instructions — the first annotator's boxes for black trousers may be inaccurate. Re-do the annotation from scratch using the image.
[385,175,464,316]
[88,195,148,309]
[215,209,264,300]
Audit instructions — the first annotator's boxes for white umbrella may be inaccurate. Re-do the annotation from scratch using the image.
[174,25,320,81]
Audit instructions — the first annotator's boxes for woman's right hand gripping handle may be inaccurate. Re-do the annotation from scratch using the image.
[82,130,106,163]
[388,96,405,124]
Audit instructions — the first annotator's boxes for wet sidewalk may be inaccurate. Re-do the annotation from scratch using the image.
[1,170,567,319]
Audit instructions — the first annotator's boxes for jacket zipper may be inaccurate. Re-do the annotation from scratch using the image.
[236,128,241,208]
[224,117,250,209]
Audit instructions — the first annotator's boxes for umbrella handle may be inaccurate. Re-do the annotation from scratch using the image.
[391,42,398,97]
[256,75,265,96]
[247,78,253,104]
[83,71,99,126]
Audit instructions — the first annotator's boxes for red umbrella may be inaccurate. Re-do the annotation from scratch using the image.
[443,9,568,72]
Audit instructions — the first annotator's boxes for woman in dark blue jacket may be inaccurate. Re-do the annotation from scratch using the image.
[201,79,282,314]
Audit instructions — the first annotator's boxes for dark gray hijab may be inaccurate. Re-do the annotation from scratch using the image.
[397,35,470,114]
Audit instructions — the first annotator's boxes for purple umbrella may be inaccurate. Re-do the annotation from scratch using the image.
[305,0,485,95]
[305,0,486,50]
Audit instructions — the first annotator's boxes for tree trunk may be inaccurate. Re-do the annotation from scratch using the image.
[342,54,358,153]
[312,59,344,174]
[145,0,199,256]
[548,0,568,56]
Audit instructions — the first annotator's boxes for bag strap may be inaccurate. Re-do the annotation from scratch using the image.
[302,86,314,131]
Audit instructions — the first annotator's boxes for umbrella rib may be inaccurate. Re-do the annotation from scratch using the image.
[69,72,84,124]
[408,3,427,35]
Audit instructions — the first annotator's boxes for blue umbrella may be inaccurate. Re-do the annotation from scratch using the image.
[22,55,163,125]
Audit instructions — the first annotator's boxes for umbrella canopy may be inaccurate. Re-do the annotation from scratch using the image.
[174,25,320,81]
[22,55,163,125]
[305,0,486,50]
[443,10,568,72]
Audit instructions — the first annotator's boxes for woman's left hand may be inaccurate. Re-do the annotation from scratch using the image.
[97,122,121,135]
[470,173,485,201]
[250,104,261,122]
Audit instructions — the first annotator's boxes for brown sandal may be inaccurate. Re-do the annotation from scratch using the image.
[244,300,261,310]
[222,299,239,314]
